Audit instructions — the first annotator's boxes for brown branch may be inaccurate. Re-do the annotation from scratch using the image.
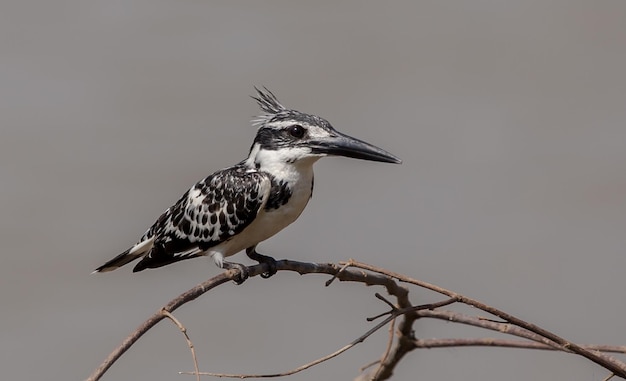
[182,342,356,378]
[180,298,457,378]
[375,316,397,374]
[360,297,458,380]
[86,260,410,381]
[345,260,626,379]
[162,310,200,381]
[415,309,560,348]
[181,308,399,378]
[369,298,416,380]
[88,259,626,381]
[181,335,626,379]
[366,298,459,380]
[86,272,232,381]
[411,338,626,353]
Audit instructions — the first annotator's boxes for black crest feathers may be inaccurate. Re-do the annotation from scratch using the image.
[252,87,286,115]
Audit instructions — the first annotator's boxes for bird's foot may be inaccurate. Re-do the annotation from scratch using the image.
[222,261,249,285]
[246,247,277,279]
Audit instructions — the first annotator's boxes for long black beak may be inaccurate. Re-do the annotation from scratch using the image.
[309,130,402,164]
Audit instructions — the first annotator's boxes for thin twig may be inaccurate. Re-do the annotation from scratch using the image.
[344,260,626,379]
[86,272,232,381]
[375,292,397,310]
[371,307,414,380]
[181,342,353,378]
[415,309,560,349]
[87,260,409,381]
[373,317,397,377]
[88,259,626,381]
[359,359,381,373]
[366,298,461,380]
[162,310,200,381]
[181,341,355,378]
[413,338,626,353]
[181,308,403,378]
[325,259,354,287]
[179,335,626,379]
[368,298,459,323]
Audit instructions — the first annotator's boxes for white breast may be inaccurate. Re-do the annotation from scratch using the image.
[209,156,317,261]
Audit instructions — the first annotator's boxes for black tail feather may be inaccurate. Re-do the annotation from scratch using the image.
[93,249,141,273]
[132,249,201,272]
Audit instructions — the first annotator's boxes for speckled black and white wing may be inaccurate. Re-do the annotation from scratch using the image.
[133,166,271,272]
[94,165,271,273]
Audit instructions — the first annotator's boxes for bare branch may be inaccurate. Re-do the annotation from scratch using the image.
[86,272,232,381]
[415,309,560,348]
[413,338,626,354]
[181,299,404,378]
[344,260,626,379]
[367,297,459,380]
[162,310,200,381]
[373,317,397,377]
[181,341,356,379]
[87,260,410,381]
[87,259,626,381]
[325,259,354,286]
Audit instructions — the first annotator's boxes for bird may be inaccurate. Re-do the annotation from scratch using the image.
[93,87,401,283]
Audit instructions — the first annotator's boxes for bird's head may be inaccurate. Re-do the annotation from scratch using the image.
[248,87,402,168]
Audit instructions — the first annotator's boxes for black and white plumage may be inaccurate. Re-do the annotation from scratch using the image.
[94,88,401,282]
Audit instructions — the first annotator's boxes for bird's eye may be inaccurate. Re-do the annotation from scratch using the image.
[288,125,305,139]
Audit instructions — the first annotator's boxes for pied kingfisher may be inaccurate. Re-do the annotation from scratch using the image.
[94,88,401,283]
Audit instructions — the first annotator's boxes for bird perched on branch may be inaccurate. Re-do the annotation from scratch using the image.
[94,88,401,283]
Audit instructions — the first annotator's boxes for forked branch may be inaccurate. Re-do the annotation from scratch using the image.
[86,259,626,381]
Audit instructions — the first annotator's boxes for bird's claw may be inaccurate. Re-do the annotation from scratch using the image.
[260,257,277,279]
[223,261,249,285]
[233,266,249,284]
[246,248,278,279]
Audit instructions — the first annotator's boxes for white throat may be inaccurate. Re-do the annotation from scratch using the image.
[245,143,321,182]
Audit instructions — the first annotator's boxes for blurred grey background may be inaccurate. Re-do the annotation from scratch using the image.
[2,1,626,380]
